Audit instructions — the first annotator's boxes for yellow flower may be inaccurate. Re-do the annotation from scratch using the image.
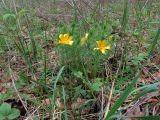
[80,33,89,46]
[59,34,73,45]
[94,40,111,54]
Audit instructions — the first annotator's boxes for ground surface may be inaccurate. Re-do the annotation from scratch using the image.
[0,0,160,120]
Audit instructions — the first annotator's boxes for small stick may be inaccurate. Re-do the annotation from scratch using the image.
[103,81,115,120]
[25,105,41,120]
[10,68,30,116]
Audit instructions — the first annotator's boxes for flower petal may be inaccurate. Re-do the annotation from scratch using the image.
[106,45,111,49]
[58,33,73,45]
[85,33,89,38]
[64,34,69,37]
[68,36,73,41]
[59,34,63,39]
[69,41,73,45]
[64,34,69,39]
[101,40,107,44]
[96,41,100,44]
[94,48,99,50]
[101,49,106,54]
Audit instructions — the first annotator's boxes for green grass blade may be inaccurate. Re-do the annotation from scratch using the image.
[52,66,65,104]
[29,30,37,62]
[42,54,47,82]
[133,84,160,101]
[131,82,160,94]
[106,72,141,119]
[122,0,128,33]
[148,28,160,58]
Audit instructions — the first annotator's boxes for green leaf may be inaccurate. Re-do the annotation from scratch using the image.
[73,71,83,78]
[112,19,119,28]
[18,9,28,17]
[3,13,16,21]
[131,53,147,65]
[0,113,5,120]
[133,30,140,36]
[90,78,103,92]
[7,108,20,120]
[74,85,86,97]
[0,93,10,101]
[0,103,12,116]
[133,86,159,101]
[9,25,16,31]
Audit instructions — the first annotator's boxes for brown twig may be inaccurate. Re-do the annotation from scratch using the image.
[103,81,115,120]
[10,68,30,116]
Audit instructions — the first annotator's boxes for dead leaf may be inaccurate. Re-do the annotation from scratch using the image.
[56,98,64,110]
[42,98,51,105]
[71,98,85,110]
[126,106,144,120]
[152,71,160,80]
[0,86,7,93]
